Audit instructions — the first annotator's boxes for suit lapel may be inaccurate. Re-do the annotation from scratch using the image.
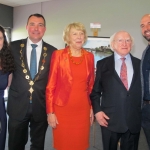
[107,54,124,85]
[35,41,49,80]
[141,45,149,96]
[21,39,30,75]
[62,47,73,82]
[38,40,44,72]
[129,55,139,91]
[107,54,131,90]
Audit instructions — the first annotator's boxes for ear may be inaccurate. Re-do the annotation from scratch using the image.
[44,26,46,32]
[111,41,115,50]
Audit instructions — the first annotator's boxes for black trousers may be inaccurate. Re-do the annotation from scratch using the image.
[142,103,150,149]
[0,103,7,150]
[8,103,48,150]
[101,126,140,150]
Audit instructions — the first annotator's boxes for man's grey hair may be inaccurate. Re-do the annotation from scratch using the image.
[109,31,134,51]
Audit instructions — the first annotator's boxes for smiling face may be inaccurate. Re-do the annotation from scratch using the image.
[26,16,46,43]
[112,31,132,57]
[68,28,85,50]
[140,14,150,44]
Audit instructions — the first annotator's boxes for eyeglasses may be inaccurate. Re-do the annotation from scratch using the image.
[114,39,132,44]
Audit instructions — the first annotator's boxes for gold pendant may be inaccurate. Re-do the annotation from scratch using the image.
[43,53,47,57]
[25,75,29,79]
[20,44,24,48]
[43,47,47,51]
[23,69,27,73]
[40,66,44,70]
[29,87,34,94]
[29,81,34,86]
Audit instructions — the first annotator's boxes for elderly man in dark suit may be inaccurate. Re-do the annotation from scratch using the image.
[90,31,142,150]
[140,14,150,149]
[7,13,56,150]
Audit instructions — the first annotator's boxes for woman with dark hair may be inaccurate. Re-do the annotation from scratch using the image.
[0,25,15,150]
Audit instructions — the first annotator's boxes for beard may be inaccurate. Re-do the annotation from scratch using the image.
[143,31,150,42]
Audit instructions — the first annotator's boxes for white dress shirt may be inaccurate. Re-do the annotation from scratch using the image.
[26,38,42,71]
[114,52,133,89]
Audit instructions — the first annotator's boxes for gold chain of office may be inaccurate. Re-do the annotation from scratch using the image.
[20,43,48,100]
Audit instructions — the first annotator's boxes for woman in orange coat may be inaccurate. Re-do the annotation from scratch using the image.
[46,22,94,150]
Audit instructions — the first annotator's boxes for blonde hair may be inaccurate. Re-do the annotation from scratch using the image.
[63,22,87,46]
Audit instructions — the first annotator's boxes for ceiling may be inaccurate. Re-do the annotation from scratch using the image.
[0,0,52,7]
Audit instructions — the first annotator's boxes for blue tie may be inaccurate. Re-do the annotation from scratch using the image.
[30,44,38,79]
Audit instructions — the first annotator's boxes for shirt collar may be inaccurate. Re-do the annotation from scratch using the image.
[114,51,130,61]
[27,37,42,47]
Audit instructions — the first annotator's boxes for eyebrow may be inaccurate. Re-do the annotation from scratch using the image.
[29,22,45,25]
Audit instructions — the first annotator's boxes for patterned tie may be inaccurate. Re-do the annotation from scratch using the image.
[120,58,128,90]
[30,44,38,79]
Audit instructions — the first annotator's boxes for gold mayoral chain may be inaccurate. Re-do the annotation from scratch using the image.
[20,43,48,101]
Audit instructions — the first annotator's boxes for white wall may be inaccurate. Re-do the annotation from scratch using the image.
[12,0,150,59]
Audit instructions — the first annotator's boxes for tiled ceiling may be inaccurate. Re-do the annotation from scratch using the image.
[0,0,52,7]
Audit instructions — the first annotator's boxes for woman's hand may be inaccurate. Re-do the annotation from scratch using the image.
[90,109,94,125]
[47,113,59,128]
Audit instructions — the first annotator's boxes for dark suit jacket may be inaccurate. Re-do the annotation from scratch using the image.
[141,45,149,102]
[46,47,94,113]
[7,38,56,122]
[90,54,142,133]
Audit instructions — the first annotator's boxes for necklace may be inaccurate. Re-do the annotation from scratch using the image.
[69,49,84,65]
[20,42,47,101]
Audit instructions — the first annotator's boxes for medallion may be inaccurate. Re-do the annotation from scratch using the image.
[40,66,44,70]
[25,75,29,79]
[23,69,27,73]
[29,87,34,94]
[43,47,47,51]
[29,81,34,86]
[42,59,45,63]
[20,44,24,48]
[43,53,47,57]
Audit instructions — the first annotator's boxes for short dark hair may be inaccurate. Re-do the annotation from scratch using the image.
[27,13,46,26]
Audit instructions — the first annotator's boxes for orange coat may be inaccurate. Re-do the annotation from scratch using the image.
[46,47,94,113]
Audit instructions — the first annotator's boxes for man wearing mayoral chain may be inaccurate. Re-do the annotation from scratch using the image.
[7,13,56,150]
